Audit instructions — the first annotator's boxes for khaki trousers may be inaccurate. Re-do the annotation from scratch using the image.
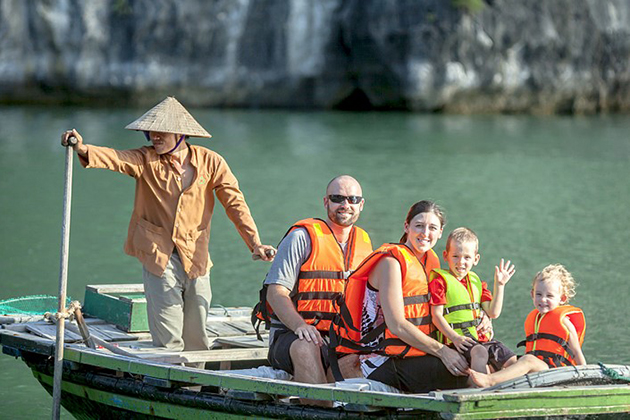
[142,250,211,363]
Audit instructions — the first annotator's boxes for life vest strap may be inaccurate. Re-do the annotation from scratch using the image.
[444,302,481,315]
[528,349,572,368]
[517,332,569,349]
[298,311,337,322]
[251,286,272,341]
[298,270,346,279]
[294,291,341,301]
[359,322,387,344]
[517,332,574,360]
[449,318,481,330]
[403,294,431,305]
[407,316,433,326]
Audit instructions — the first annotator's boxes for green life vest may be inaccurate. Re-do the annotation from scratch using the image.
[429,269,483,344]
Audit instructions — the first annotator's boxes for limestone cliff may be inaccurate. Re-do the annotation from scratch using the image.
[1,0,628,113]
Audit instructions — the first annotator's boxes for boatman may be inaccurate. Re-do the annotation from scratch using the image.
[252,175,372,405]
[61,97,276,365]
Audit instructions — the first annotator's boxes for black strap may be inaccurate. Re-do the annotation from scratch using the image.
[298,270,346,279]
[444,302,481,314]
[251,286,271,341]
[328,318,345,382]
[528,350,572,368]
[297,311,337,322]
[516,332,574,359]
[517,332,569,349]
[294,291,341,301]
[251,312,263,341]
[407,316,433,326]
[403,294,430,305]
[449,318,481,330]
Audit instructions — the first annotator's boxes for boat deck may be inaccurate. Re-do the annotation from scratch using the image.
[1,306,270,368]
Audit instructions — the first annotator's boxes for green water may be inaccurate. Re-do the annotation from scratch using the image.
[1,106,629,418]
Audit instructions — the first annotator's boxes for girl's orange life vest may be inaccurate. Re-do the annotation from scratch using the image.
[252,218,372,335]
[331,243,439,358]
[519,305,586,368]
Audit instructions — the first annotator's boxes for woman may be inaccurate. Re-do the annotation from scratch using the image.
[334,201,469,392]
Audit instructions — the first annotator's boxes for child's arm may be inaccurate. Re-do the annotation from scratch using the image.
[563,317,587,365]
[484,259,515,319]
[431,305,476,353]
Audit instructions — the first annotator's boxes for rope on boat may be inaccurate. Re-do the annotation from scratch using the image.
[44,300,83,323]
[598,362,630,382]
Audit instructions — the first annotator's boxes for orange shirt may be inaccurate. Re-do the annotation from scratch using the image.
[80,143,262,278]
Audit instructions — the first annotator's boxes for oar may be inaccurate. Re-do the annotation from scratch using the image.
[51,136,76,420]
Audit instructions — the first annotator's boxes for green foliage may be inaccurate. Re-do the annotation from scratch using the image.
[451,0,486,13]
[114,0,133,16]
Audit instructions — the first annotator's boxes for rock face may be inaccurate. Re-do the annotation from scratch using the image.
[1,0,629,113]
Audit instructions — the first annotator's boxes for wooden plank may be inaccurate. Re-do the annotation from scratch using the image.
[90,336,139,358]
[205,321,247,337]
[0,314,44,324]
[88,324,147,342]
[1,323,30,332]
[26,322,83,342]
[0,329,55,356]
[85,284,144,294]
[135,347,268,364]
[215,335,268,349]
[224,320,256,335]
[208,307,252,318]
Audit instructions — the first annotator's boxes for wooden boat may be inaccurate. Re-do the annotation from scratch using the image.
[1,285,629,419]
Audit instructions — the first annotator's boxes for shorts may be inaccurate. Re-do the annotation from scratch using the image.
[366,355,468,393]
[460,340,516,371]
[267,328,329,375]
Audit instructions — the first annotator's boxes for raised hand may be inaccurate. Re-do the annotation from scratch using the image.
[494,259,516,287]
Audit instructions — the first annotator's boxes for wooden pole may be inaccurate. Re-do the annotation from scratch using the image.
[52,137,76,419]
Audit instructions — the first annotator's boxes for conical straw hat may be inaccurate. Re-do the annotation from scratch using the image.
[125,97,212,138]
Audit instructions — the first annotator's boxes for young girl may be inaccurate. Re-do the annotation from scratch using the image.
[469,264,586,387]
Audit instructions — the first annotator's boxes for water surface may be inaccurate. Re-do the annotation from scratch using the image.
[1,106,628,418]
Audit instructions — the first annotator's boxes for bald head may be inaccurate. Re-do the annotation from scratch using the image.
[326,175,362,197]
[324,175,364,227]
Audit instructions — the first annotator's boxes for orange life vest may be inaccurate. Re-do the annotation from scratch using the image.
[331,243,438,358]
[252,218,372,335]
[519,305,586,368]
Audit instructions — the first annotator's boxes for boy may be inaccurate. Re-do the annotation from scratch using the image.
[429,227,517,374]
[469,264,586,387]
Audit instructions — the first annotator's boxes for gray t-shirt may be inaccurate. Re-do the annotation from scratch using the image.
[263,228,311,292]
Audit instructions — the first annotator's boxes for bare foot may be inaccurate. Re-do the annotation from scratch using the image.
[468,369,493,388]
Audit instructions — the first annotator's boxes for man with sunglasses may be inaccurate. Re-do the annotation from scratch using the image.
[255,175,372,403]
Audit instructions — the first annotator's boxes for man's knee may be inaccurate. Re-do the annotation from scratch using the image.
[290,339,323,367]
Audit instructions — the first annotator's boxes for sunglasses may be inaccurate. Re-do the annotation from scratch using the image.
[328,194,363,204]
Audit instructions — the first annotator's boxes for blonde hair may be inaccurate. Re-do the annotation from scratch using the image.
[532,264,577,302]
[445,227,479,254]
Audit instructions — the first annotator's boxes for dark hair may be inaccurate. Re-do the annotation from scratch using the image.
[400,200,446,242]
